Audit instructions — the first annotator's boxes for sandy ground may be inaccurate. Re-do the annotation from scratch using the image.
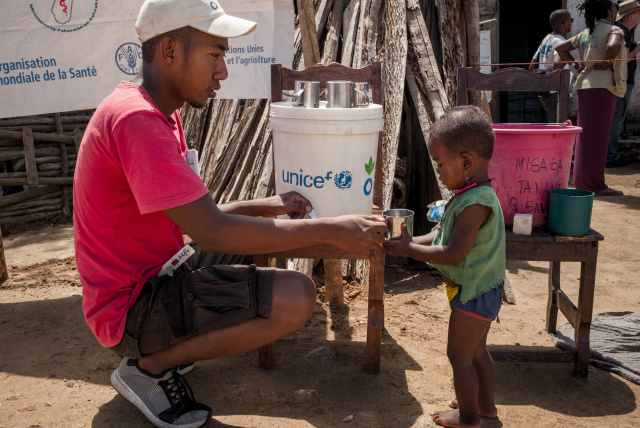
[1,165,639,428]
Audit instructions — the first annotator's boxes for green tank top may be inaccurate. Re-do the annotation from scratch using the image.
[428,185,506,303]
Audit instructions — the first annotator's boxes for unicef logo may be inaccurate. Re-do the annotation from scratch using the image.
[115,43,142,75]
[334,171,352,190]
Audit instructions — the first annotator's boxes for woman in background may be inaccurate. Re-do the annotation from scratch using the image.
[556,0,627,196]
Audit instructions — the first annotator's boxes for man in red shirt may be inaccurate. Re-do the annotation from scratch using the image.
[73,1,386,426]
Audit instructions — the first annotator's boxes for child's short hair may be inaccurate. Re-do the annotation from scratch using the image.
[428,105,495,159]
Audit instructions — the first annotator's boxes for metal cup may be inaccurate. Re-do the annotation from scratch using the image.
[326,81,355,108]
[292,81,320,108]
[353,82,371,107]
[382,209,414,240]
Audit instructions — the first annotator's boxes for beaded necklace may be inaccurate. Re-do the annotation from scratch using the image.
[438,179,493,227]
[450,178,493,199]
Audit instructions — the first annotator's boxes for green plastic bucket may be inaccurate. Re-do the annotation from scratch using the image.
[547,189,594,236]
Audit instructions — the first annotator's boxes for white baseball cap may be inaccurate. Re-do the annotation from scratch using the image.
[136,0,257,43]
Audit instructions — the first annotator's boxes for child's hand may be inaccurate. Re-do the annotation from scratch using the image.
[382,223,413,257]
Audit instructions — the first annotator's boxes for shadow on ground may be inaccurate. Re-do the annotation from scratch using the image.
[495,361,637,417]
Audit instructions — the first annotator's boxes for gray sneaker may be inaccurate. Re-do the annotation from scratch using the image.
[111,357,211,428]
[176,362,194,376]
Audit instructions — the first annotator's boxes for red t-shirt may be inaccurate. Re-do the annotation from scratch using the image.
[73,81,209,347]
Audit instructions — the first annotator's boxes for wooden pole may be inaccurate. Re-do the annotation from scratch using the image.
[0,228,7,283]
[324,259,344,304]
[321,0,344,64]
[463,0,482,108]
[341,0,360,67]
[298,0,321,68]
[74,128,83,154]
[22,127,38,186]
[60,143,70,215]
[353,0,371,68]
[406,0,449,121]
[437,0,465,106]
[381,0,408,210]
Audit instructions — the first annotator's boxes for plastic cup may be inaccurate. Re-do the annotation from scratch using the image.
[547,189,594,236]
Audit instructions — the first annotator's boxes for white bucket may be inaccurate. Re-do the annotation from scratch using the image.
[269,101,384,218]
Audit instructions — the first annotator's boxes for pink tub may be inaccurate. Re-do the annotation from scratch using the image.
[489,122,582,227]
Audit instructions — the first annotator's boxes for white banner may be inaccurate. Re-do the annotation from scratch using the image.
[0,0,294,119]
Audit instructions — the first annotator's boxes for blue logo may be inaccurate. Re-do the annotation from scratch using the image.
[334,171,352,190]
[210,1,219,10]
[281,168,371,195]
[115,43,142,75]
[363,178,373,196]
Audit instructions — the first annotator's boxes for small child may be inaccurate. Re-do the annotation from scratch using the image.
[383,105,505,428]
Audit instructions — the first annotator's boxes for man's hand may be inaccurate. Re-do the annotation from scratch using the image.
[328,215,387,252]
[262,191,313,219]
[382,223,413,257]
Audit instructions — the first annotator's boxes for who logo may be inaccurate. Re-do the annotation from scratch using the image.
[30,0,99,33]
[115,43,142,75]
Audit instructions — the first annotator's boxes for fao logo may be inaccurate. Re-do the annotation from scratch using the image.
[115,43,142,75]
[334,171,352,190]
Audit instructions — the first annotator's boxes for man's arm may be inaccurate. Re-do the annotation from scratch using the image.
[218,192,312,219]
[593,32,624,70]
[165,195,387,254]
[529,48,541,71]
[555,40,582,72]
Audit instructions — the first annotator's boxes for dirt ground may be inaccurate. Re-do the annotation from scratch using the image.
[1,165,639,428]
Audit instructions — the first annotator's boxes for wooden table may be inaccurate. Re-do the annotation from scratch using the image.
[490,228,604,377]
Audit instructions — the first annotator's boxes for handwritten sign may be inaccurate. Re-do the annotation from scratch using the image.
[505,156,565,217]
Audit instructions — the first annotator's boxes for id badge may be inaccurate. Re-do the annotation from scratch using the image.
[158,244,196,277]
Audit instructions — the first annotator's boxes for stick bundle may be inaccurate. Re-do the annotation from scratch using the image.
[0,111,91,225]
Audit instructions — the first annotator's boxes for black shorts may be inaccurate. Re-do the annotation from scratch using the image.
[111,243,275,359]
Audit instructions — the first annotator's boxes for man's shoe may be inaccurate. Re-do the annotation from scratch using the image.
[111,358,211,428]
[605,157,634,168]
[176,363,194,376]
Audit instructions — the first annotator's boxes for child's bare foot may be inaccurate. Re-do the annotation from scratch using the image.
[430,409,481,428]
[448,399,498,418]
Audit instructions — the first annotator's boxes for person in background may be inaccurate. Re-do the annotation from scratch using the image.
[529,9,580,123]
[606,0,640,168]
[556,0,627,196]
[383,106,505,428]
[73,1,387,427]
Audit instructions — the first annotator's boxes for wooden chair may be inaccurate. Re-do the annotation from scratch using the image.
[457,67,571,122]
[254,62,385,373]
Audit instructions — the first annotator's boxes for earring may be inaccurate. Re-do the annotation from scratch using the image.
[464,168,470,184]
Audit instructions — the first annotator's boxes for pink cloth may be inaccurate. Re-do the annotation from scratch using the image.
[73,82,209,347]
[573,88,617,193]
